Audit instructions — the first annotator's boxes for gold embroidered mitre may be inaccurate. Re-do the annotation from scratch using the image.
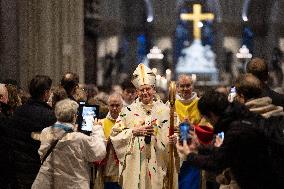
[131,63,156,88]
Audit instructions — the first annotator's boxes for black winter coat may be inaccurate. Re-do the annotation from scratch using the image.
[2,99,56,188]
[186,102,283,189]
[0,112,13,189]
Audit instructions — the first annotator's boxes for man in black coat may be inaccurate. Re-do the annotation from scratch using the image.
[4,75,56,188]
[246,57,284,107]
[176,90,283,189]
[0,102,13,189]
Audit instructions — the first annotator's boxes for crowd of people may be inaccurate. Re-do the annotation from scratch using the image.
[0,57,283,189]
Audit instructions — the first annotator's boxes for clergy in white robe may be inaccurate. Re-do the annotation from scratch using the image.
[110,64,178,189]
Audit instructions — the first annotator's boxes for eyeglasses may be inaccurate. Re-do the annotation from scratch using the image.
[178,84,192,89]
[109,104,122,108]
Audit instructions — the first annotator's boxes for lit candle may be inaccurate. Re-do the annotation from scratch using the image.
[191,74,197,83]
[156,75,161,88]
[166,69,171,81]
[161,77,168,90]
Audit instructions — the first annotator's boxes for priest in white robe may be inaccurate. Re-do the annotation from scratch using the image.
[110,64,178,189]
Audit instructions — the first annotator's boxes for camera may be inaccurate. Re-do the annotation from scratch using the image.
[77,102,99,135]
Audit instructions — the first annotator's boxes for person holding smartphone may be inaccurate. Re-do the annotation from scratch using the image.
[176,90,283,189]
[32,99,106,189]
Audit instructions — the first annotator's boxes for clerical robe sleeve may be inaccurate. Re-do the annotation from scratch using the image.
[110,112,134,163]
[82,125,107,162]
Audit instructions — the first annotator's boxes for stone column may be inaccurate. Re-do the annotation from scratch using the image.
[264,0,280,61]
[18,0,84,89]
[121,0,145,73]
[0,0,19,82]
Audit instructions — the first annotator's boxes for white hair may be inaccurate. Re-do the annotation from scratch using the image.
[177,74,192,84]
[107,93,123,104]
[55,99,79,123]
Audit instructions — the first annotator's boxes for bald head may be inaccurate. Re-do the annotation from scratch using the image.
[61,72,79,96]
[108,93,123,104]
[177,74,193,100]
[246,58,268,82]
[0,84,8,104]
[108,93,123,119]
[235,73,262,102]
[177,74,193,85]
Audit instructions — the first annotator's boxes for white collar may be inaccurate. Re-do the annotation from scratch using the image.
[176,92,198,104]
[106,112,117,121]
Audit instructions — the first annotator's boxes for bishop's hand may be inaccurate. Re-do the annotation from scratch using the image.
[132,125,154,136]
[168,133,178,144]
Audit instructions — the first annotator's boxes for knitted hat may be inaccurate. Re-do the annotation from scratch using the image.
[195,125,214,145]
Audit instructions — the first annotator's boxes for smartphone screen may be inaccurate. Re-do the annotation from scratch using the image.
[218,132,224,141]
[228,86,236,102]
[179,122,190,143]
[78,104,99,134]
[81,106,97,131]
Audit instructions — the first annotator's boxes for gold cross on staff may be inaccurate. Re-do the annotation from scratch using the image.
[180,4,214,40]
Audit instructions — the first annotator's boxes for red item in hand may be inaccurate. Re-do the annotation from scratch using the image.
[195,125,214,145]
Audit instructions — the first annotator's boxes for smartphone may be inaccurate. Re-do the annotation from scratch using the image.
[228,86,236,102]
[179,122,191,143]
[77,103,99,135]
[218,132,224,141]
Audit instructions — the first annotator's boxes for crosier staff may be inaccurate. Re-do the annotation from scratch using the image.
[168,81,176,189]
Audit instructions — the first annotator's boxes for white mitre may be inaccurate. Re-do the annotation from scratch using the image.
[131,63,156,88]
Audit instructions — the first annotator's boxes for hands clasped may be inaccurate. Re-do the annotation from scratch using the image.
[132,123,154,136]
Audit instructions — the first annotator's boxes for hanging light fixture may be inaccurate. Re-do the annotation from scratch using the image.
[147,46,164,60]
[236,45,252,59]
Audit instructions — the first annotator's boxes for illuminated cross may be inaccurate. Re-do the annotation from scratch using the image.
[180,4,214,40]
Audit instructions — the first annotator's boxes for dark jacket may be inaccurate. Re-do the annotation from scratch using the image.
[186,103,283,189]
[262,84,284,108]
[3,99,56,188]
[0,112,12,189]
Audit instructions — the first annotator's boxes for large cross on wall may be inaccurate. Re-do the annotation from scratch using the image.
[180,4,214,40]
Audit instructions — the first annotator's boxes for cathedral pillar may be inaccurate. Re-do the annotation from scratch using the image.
[0,0,19,82]
[17,0,84,88]
[125,31,139,73]
[252,0,280,62]
[264,0,280,61]
[213,22,224,71]
[121,0,145,73]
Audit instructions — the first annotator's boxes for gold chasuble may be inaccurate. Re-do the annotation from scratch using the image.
[175,95,201,125]
[110,100,179,189]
